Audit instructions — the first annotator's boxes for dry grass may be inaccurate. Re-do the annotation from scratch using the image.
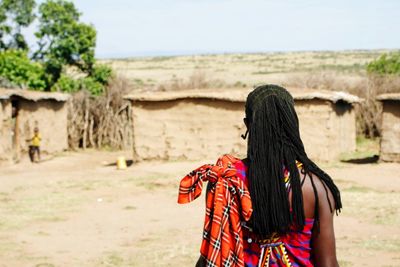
[286,73,400,137]
[156,70,228,91]
[99,50,400,139]
[100,50,391,89]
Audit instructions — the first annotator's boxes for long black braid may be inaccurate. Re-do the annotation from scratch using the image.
[245,84,342,237]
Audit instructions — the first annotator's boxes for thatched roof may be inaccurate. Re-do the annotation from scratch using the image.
[124,88,361,104]
[376,93,400,101]
[0,88,70,102]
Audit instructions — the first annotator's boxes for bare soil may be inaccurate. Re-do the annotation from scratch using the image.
[0,150,399,267]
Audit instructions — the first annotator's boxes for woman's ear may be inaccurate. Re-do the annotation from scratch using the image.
[242,118,249,140]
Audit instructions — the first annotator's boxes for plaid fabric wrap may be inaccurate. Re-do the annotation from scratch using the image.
[178,154,253,267]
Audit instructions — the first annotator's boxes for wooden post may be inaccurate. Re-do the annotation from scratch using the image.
[82,97,89,150]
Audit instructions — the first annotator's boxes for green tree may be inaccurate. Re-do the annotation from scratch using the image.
[34,0,97,88]
[367,52,400,75]
[0,0,113,95]
[51,64,113,96]
[0,0,36,50]
[0,49,46,89]
[91,64,113,86]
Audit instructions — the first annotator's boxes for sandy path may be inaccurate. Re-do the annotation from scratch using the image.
[0,151,399,267]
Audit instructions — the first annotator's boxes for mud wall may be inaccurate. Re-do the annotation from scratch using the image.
[0,100,12,163]
[380,101,400,162]
[296,99,356,161]
[131,99,356,162]
[132,99,246,162]
[17,99,68,154]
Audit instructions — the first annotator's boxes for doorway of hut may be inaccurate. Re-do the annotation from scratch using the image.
[11,99,20,162]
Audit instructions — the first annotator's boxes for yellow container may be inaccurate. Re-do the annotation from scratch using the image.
[117,156,127,170]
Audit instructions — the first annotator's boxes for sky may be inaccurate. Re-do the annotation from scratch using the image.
[29,0,400,58]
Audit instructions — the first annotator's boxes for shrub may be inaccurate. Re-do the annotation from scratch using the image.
[0,49,46,90]
[51,74,105,96]
[51,74,79,93]
[91,64,113,85]
[367,53,400,75]
[80,77,104,96]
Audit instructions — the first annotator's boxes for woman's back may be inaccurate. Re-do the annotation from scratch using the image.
[235,159,338,267]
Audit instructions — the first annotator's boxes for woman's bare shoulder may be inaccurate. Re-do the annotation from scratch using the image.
[305,170,335,206]
[298,169,336,217]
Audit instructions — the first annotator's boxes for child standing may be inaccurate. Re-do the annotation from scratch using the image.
[28,127,41,163]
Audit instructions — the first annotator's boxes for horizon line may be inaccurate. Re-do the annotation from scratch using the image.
[97,47,400,60]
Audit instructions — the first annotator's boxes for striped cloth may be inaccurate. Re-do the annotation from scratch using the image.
[178,154,253,267]
[234,160,315,267]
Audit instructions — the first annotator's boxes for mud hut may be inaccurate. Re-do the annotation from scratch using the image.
[0,88,70,164]
[124,88,360,162]
[377,93,400,162]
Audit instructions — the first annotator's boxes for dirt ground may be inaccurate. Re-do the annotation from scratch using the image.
[0,150,399,267]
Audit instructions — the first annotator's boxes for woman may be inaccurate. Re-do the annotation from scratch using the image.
[240,84,341,267]
[179,84,342,267]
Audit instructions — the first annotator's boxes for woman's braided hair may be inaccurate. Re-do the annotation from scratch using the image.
[245,84,342,237]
